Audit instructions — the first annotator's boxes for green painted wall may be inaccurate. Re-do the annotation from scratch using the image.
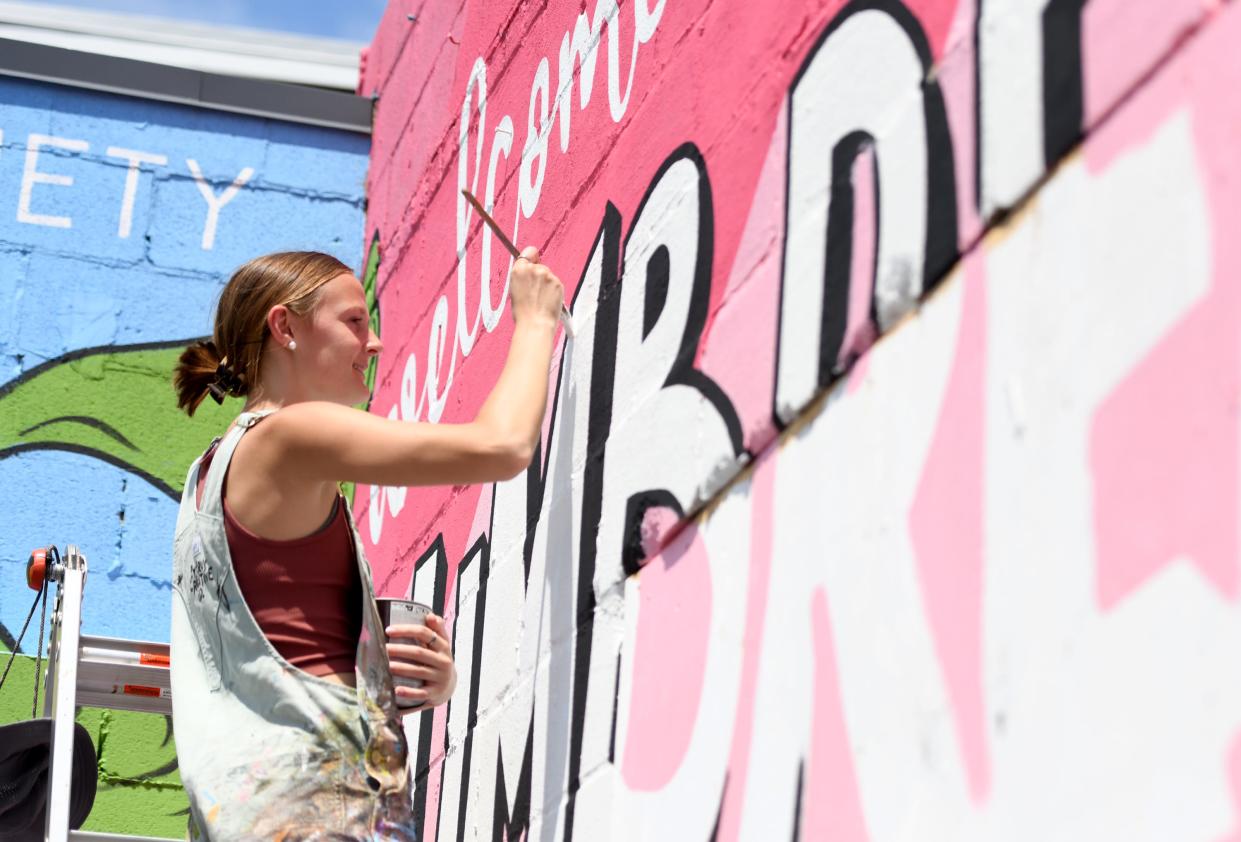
[0,646,187,838]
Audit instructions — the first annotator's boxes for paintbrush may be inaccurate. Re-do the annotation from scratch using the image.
[461,189,576,337]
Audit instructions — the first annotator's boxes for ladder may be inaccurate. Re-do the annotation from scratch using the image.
[33,544,179,842]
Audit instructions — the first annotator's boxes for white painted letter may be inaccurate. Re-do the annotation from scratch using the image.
[976,0,1056,218]
[603,0,639,121]
[635,0,666,42]
[186,159,254,250]
[776,10,929,424]
[423,296,455,423]
[480,115,515,334]
[19,134,89,229]
[558,7,604,152]
[519,58,552,218]
[107,147,167,238]
[457,58,489,355]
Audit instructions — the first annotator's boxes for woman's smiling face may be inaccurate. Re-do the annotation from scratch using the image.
[291,272,382,405]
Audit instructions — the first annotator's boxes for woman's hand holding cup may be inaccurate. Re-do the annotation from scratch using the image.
[385,613,456,709]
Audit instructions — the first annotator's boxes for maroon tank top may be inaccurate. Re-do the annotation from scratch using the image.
[196,438,362,678]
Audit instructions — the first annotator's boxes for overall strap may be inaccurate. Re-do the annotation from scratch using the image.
[196,410,277,517]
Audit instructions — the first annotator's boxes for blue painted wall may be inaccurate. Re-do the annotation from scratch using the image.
[0,75,369,647]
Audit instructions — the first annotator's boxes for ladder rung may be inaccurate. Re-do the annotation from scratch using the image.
[77,659,170,692]
[76,688,172,715]
[70,831,181,841]
[79,635,169,665]
[74,635,171,714]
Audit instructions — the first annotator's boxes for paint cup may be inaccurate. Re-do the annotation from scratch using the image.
[375,598,432,709]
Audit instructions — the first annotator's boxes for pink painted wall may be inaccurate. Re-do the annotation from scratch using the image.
[358,0,1241,837]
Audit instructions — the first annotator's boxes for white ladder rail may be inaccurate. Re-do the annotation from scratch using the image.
[45,545,85,842]
[39,545,178,842]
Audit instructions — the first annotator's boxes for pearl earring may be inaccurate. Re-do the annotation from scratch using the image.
[288,340,297,351]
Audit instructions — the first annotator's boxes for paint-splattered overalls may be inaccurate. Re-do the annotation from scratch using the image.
[169,410,417,840]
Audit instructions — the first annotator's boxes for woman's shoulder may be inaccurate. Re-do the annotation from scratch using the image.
[230,406,344,489]
[248,402,377,452]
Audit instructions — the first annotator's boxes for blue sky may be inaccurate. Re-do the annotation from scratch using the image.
[56,0,389,42]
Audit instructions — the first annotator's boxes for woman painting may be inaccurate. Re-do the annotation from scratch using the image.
[170,247,563,839]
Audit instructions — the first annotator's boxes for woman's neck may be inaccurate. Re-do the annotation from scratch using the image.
[242,397,285,414]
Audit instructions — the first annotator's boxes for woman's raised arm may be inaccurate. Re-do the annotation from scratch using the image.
[264,246,563,488]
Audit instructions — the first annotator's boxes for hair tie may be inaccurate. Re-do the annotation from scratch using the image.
[207,357,243,405]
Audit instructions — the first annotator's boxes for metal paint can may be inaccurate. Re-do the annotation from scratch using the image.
[375,598,432,709]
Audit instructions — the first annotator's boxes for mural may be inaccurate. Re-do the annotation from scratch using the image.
[357,0,1241,839]
[0,75,370,835]
[2,0,1237,836]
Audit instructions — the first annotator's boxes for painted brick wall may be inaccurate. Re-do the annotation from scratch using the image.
[359,0,1241,839]
[0,75,370,836]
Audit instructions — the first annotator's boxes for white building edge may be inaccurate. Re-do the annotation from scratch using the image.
[0,0,364,91]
